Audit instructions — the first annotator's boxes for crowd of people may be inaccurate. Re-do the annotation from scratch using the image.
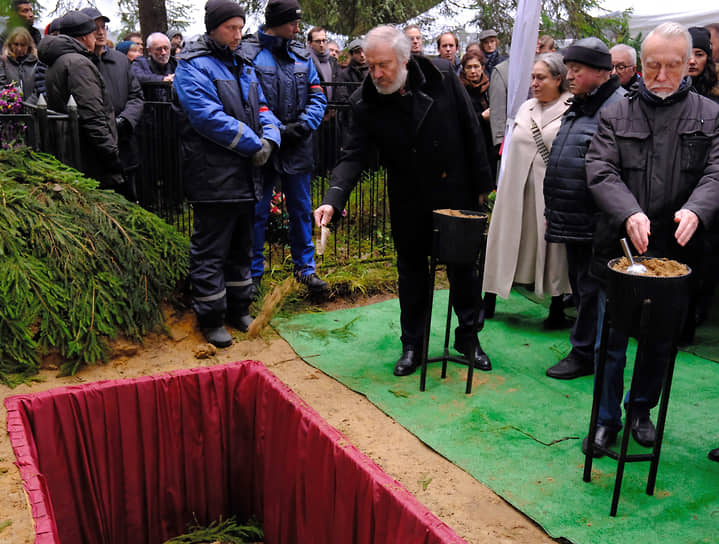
[2,0,719,462]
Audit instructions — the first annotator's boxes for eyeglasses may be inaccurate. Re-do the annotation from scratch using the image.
[311,39,327,44]
[612,64,633,72]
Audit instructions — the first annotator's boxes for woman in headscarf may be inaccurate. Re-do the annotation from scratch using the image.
[483,52,573,328]
[0,26,43,103]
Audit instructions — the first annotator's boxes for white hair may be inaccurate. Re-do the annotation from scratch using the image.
[641,22,692,64]
[364,25,411,65]
[610,43,637,66]
[146,32,170,50]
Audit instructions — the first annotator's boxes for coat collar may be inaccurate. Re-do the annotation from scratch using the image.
[528,91,572,127]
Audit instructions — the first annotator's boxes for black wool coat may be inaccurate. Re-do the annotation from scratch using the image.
[323,55,493,256]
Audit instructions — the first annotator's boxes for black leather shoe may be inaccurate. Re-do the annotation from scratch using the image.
[546,351,593,380]
[297,272,328,292]
[708,448,719,462]
[631,414,656,447]
[201,326,233,348]
[228,313,253,333]
[582,426,618,458]
[453,339,492,371]
[393,348,419,376]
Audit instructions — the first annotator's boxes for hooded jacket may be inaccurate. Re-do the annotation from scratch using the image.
[38,34,122,186]
[174,34,281,204]
[239,27,326,175]
[0,52,42,102]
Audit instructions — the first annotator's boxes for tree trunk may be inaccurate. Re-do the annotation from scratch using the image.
[138,0,168,41]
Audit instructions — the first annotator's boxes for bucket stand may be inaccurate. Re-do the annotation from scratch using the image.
[419,227,487,395]
[583,297,680,516]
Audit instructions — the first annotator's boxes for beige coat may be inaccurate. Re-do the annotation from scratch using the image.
[483,93,572,299]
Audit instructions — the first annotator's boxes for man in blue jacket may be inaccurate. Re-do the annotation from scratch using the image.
[174,0,281,348]
[240,0,328,293]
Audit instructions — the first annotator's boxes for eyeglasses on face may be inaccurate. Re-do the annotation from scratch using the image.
[612,64,633,72]
[311,39,327,43]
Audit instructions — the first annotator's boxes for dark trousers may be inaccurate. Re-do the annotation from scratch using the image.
[397,250,484,349]
[594,289,668,431]
[190,202,254,327]
[566,243,601,362]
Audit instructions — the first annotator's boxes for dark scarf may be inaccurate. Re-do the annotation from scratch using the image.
[638,76,691,107]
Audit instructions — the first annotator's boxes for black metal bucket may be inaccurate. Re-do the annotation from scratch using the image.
[606,257,692,341]
[432,210,488,264]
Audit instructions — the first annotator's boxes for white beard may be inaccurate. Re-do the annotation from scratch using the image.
[373,65,408,95]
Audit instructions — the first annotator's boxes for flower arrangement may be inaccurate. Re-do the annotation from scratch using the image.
[266,189,289,244]
[0,83,26,149]
[0,82,23,113]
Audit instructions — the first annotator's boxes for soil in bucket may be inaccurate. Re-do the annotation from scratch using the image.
[612,257,689,277]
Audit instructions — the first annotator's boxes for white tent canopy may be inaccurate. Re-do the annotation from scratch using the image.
[599,0,719,37]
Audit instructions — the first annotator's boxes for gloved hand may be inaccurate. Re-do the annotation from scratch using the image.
[116,117,132,139]
[252,138,274,167]
[282,122,309,145]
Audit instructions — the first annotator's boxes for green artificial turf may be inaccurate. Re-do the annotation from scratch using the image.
[276,290,719,544]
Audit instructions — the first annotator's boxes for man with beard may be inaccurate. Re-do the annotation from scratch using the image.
[584,22,719,456]
[314,25,494,377]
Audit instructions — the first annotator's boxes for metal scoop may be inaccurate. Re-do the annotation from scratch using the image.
[620,238,647,275]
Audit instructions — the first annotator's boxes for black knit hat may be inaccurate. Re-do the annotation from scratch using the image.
[204,0,246,33]
[563,37,612,70]
[689,26,712,58]
[59,11,96,38]
[265,0,302,28]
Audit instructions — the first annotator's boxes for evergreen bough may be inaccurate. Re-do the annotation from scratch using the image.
[164,516,263,543]
[0,147,189,381]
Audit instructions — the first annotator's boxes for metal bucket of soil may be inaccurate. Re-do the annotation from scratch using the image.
[606,257,692,341]
[432,209,488,264]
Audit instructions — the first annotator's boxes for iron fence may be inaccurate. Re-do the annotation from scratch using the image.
[0,80,393,267]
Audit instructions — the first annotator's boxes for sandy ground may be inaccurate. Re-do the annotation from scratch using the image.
[0,299,556,544]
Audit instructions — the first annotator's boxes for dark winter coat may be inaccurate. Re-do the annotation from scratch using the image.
[335,58,367,103]
[0,52,42,102]
[239,28,327,175]
[38,34,122,187]
[174,34,281,204]
[586,80,719,282]
[322,55,493,256]
[91,47,144,171]
[543,76,625,244]
[131,55,177,101]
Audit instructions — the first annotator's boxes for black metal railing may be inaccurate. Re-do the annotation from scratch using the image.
[0,80,392,266]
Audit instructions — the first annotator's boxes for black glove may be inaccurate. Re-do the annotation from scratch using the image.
[282,122,309,145]
[116,117,132,139]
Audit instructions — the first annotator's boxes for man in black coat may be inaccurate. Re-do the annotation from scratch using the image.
[81,7,144,201]
[314,25,494,377]
[38,11,123,189]
[0,0,42,49]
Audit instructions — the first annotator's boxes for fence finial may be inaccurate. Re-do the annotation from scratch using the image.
[37,94,47,107]
[67,95,77,109]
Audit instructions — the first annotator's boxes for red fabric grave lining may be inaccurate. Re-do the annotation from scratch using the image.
[5,360,467,544]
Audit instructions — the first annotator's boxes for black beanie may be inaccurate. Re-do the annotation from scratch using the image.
[265,0,302,28]
[59,11,96,38]
[563,37,612,71]
[689,26,712,58]
[204,0,246,33]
